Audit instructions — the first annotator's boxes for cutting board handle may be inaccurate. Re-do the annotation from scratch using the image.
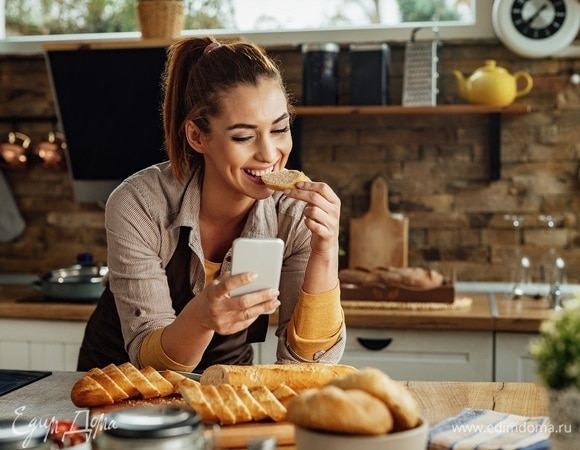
[370,176,390,215]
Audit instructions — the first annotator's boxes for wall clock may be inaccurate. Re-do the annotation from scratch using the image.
[492,0,580,58]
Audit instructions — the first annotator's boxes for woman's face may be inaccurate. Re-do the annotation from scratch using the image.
[193,77,292,200]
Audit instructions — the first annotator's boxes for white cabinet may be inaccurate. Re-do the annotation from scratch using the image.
[340,328,494,382]
[257,325,494,382]
[0,319,86,371]
[494,332,540,383]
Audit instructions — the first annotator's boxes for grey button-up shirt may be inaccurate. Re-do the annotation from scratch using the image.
[104,161,345,365]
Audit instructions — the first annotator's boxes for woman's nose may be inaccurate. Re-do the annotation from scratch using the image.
[255,136,278,162]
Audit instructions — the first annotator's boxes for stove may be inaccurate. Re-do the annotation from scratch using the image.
[0,369,51,396]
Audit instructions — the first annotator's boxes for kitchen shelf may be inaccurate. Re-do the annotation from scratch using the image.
[293,104,532,180]
[293,104,531,115]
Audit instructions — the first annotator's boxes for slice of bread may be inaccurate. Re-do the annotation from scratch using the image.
[201,385,237,425]
[86,368,129,402]
[179,379,219,423]
[216,384,253,424]
[249,385,287,422]
[179,379,219,422]
[272,383,298,408]
[234,385,269,421]
[118,362,160,399]
[140,366,175,398]
[261,169,309,191]
[102,363,140,398]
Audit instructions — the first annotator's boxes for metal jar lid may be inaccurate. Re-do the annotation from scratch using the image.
[0,420,56,450]
[102,405,201,440]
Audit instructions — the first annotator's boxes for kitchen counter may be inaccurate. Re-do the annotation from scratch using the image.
[0,283,560,332]
[0,371,548,449]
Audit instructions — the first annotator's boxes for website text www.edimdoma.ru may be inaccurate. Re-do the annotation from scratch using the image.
[451,422,572,434]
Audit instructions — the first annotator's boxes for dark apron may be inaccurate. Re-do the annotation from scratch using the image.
[77,227,264,372]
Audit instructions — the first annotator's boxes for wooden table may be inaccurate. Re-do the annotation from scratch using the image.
[0,371,548,449]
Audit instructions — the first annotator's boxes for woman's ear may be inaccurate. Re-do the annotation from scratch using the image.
[185,120,206,154]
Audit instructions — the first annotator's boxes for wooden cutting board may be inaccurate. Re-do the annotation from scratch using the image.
[349,177,408,269]
[91,397,295,449]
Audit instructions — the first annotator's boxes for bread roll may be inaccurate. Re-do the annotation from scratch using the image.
[328,367,420,431]
[287,385,393,435]
[200,363,358,392]
[261,169,309,190]
[375,266,444,289]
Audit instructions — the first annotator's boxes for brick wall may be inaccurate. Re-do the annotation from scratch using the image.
[0,39,579,283]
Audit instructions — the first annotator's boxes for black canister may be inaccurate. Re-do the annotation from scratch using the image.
[349,43,391,105]
[301,43,340,106]
[93,405,209,450]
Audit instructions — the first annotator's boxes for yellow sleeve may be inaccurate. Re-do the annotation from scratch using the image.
[287,284,344,360]
[138,327,195,372]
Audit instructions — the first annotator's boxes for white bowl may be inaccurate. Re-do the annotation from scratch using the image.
[294,418,428,450]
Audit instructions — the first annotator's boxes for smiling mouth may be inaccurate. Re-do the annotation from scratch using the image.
[244,167,275,180]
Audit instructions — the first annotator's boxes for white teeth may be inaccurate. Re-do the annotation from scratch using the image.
[245,167,274,177]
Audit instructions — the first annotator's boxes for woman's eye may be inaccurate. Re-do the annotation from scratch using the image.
[272,126,290,134]
[232,136,252,142]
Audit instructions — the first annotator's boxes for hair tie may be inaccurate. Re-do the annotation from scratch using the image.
[203,42,221,55]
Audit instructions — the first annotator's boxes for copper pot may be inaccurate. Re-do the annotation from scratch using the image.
[34,131,67,171]
[0,131,31,170]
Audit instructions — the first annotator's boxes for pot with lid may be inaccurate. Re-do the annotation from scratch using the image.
[33,253,108,302]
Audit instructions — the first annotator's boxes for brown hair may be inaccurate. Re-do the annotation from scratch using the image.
[162,36,293,183]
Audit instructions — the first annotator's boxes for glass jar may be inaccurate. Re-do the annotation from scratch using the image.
[93,405,212,450]
[0,420,57,450]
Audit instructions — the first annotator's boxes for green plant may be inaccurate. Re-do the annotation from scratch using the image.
[529,307,580,390]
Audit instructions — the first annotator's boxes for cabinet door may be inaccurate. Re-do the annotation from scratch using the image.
[494,332,539,383]
[340,328,493,382]
[0,319,86,371]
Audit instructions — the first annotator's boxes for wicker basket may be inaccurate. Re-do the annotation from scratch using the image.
[137,1,185,39]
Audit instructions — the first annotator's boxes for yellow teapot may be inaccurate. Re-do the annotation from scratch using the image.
[453,60,533,107]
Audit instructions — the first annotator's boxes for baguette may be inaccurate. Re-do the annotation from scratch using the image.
[200,363,358,392]
[179,379,291,425]
[71,363,187,407]
[260,169,309,191]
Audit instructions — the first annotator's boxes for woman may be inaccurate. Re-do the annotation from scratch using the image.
[77,36,345,373]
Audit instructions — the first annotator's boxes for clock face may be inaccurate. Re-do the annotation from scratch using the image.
[493,0,580,58]
[511,0,566,39]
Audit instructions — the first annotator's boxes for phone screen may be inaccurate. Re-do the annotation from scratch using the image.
[230,237,284,297]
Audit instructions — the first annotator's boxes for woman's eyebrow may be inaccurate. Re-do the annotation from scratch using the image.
[226,112,290,131]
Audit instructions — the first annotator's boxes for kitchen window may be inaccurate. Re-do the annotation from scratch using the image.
[0,0,492,54]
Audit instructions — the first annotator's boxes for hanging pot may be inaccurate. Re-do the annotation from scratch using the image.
[0,132,31,170]
[34,131,67,171]
[33,254,108,302]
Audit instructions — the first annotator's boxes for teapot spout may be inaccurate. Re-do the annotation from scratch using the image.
[453,70,468,100]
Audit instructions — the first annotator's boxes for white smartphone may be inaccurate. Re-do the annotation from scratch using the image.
[230,237,284,297]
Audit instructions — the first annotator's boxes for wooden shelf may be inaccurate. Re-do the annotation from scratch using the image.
[293,103,531,181]
[293,104,531,116]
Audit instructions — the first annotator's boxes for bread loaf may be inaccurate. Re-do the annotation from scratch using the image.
[260,169,309,190]
[328,367,420,431]
[286,367,421,435]
[179,379,296,425]
[286,385,393,435]
[339,266,444,289]
[70,363,187,407]
[200,363,358,392]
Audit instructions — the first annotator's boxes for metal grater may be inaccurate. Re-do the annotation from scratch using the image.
[402,27,440,106]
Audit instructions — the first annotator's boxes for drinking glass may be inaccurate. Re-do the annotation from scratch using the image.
[503,215,532,299]
[537,215,566,301]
